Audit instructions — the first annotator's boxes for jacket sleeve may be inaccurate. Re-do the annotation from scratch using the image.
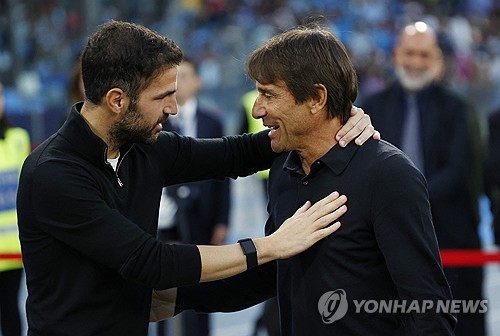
[175,261,277,314]
[156,130,275,186]
[371,153,457,335]
[26,160,202,289]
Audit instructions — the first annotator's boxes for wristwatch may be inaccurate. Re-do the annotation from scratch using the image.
[238,238,258,270]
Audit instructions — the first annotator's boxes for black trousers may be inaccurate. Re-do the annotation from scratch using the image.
[0,268,23,336]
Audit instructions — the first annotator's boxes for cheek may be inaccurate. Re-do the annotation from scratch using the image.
[423,58,435,69]
[137,102,158,121]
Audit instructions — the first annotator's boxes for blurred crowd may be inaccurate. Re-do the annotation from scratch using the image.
[0,0,500,141]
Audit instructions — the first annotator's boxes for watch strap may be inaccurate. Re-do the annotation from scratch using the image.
[237,238,258,270]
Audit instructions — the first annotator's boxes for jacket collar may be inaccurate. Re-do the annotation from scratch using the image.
[59,103,133,167]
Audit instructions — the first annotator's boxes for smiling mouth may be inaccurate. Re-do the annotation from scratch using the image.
[265,125,280,130]
[152,122,164,132]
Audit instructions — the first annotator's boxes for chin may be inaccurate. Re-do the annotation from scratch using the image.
[150,135,159,143]
[395,67,432,91]
[141,134,158,144]
[271,142,285,154]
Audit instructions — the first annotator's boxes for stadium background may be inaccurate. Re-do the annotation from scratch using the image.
[1,0,499,335]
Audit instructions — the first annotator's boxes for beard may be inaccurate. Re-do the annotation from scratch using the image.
[395,66,434,92]
[108,101,160,148]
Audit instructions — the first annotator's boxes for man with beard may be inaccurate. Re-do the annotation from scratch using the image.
[362,22,485,336]
[16,21,376,336]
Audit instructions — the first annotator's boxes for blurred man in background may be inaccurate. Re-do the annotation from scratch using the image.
[485,109,500,251]
[159,57,231,336]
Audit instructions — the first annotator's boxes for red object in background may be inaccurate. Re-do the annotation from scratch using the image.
[0,253,22,260]
[440,249,500,266]
[4,250,500,266]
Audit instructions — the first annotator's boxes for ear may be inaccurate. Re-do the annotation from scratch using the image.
[310,83,328,115]
[105,88,129,116]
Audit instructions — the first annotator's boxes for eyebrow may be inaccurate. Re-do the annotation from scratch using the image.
[257,87,274,95]
[152,89,176,100]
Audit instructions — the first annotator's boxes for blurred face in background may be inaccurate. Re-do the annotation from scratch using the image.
[393,23,442,92]
[175,60,201,107]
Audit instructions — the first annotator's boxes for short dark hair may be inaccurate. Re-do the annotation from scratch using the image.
[81,20,183,104]
[246,24,358,124]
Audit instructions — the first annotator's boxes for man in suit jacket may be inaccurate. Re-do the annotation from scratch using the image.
[485,110,500,247]
[158,58,230,336]
[362,22,485,336]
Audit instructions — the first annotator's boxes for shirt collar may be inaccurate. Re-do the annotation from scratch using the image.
[283,140,359,176]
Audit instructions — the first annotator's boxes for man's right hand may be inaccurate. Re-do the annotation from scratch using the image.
[197,191,346,282]
[255,191,347,260]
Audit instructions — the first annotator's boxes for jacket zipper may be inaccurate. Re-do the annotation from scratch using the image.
[116,174,123,187]
[104,147,132,187]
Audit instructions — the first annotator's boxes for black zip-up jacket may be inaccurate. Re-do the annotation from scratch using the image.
[16,103,274,336]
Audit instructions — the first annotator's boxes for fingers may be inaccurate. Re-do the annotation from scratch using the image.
[314,221,342,241]
[336,106,364,145]
[271,193,347,260]
[294,200,312,215]
[336,107,380,147]
[339,113,371,147]
[354,123,375,146]
[307,191,347,221]
[315,205,347,228]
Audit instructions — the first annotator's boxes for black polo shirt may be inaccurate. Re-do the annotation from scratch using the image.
[178,139,456,335]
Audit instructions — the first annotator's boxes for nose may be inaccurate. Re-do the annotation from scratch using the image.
[251,95,265,120]
[164,102,178,116]
[404,52,427,70]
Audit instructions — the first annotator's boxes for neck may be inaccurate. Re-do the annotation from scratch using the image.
[298,118,341,175]
[80,102,119,159]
